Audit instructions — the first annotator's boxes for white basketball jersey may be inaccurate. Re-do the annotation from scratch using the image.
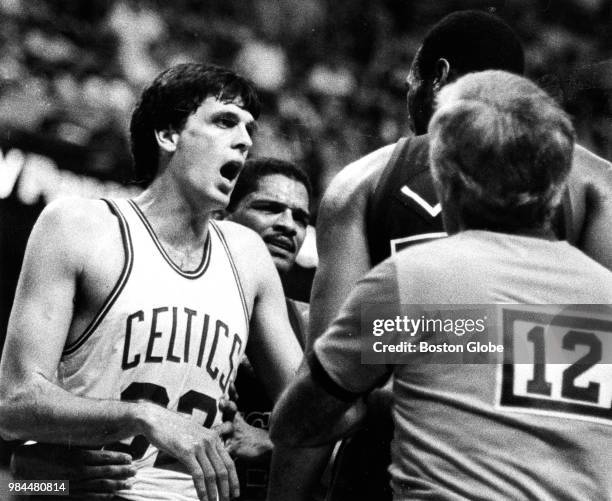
[58,199,249,500]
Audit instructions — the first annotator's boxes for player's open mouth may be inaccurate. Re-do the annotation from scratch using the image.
[220,161,243,182]
[265,235,295,254]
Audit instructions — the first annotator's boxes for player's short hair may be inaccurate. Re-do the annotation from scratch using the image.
[129,63,260,186]
[429,70,575,231]
[227,157,312,212]
[415,10,524,80]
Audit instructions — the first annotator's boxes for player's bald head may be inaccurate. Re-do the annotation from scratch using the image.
[428,70,575,233]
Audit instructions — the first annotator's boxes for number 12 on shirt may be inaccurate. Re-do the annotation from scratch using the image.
[496,305,612,425]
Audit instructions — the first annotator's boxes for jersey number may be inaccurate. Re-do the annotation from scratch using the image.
[499,307,612,424]
[526,327,601,403]
[108,382,218,461]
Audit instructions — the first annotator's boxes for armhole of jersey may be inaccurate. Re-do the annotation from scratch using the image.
[209,220,250,333]
[286,298,306,350]
[63,199,134,356]
[366,137,410,262]
[371,138,409,204]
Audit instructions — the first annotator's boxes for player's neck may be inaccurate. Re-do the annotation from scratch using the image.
[134,177,214,247]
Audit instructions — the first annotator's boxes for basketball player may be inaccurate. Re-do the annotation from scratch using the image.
[278,12,531,501]
[0,64,302,501]
[271,70,612,499]
[6,157,313,500]
[299,12,612,499]
[309,9,612,347]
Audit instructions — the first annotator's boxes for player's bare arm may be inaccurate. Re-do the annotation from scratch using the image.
[308,144,395,349]
[215,220,302,400]
[0,198,238,501]
[216,221,331,501]
[0,198,140,444]
[270,367,354,448]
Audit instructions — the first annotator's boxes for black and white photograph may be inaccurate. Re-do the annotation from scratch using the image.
[1,1,612,500]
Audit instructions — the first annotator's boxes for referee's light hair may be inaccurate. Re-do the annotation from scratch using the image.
[129,63,260,187]
[429,70,575,231]
[416,10,524,79]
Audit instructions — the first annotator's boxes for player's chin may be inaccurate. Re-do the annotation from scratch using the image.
[208,188,232,210]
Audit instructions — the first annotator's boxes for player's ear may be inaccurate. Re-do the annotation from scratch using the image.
[155,129,180,153]
[433,58,450,92]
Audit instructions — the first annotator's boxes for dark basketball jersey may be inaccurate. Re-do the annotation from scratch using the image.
[367,135,570,266]
[367,135,445,266]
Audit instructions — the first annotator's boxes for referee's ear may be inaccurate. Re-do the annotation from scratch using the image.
[433,57,451,92]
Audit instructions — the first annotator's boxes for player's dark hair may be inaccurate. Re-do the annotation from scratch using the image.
[129,63,260,186]
[429,70,575,232]
[416,10,524,80]
[227,157,312,212]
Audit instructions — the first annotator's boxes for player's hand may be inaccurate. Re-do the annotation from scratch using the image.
[219,397,238,424]
[11,443,135,498]
[143,404,239,501]
[225,413,273,464]
[228,383,239,404]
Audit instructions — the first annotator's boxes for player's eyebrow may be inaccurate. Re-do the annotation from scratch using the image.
[213,109,258,132]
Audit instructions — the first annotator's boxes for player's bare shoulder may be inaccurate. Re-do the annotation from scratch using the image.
[574,144,612,174]
[32,197,123,266]
[213,219,275,308]
[320,143,395,219]
[572,144,612,192]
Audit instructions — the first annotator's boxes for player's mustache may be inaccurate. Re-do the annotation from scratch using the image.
[264,233,296,253]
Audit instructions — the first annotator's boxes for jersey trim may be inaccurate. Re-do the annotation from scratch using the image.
[127,200,211,279]
[210,220,250,332]
[63,199,134,356]
[399,186,441,217]
[307,351,362,403]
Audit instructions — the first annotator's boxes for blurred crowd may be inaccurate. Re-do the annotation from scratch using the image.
[0,0,611,213]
